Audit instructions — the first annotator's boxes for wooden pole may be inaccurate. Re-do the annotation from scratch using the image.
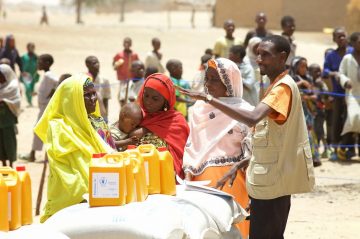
[35,154,48,216]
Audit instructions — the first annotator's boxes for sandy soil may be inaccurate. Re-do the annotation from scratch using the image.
[1,8,360,238]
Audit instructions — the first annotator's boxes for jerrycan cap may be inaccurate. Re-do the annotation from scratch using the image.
[127,145,137,150]
[92,153,106,158]
[157,147,167,152]
[16,165,26,172]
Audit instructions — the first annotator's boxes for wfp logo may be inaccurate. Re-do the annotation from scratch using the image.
[99,177,108,186]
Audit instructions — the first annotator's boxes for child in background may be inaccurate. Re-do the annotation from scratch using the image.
[229,45,258,106]
[243,12,272,48]
[21,54,58,162]
[20,42,39,107]
[0,64,21,167]
[290,56,321,167]
[145,38,164,73]
[323,27,353,160]
[213,19,242,58]
[338,31,360,160]
[110,102,143,151]
[191,54,212,92]
[113,37,139,106]
[85,55,111,118]
[281,16,296,67]
[166,59,193,119]
[309,63,330,158]
[128,60,145,102]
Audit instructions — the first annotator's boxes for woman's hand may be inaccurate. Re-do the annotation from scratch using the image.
[175,85,207,101]
[214,159,249,190]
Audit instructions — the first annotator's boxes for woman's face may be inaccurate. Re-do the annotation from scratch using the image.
[83,85,98,114]
[142,87,166,113]
[205,67,227,98]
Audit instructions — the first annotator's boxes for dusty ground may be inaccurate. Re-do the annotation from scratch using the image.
[1,8,360,238]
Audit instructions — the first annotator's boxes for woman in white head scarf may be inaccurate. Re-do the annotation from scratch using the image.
[183,58,253,238]
[0,64,21,167]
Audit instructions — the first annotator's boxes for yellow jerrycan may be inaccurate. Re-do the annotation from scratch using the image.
[89,153,126,207]
[0,174,9,232]
[112,152,136,204]
[157,147,176,195]
[128,155,148,202]
[15,165,33,225]
[137,144,161,194]
[0,167,21,230]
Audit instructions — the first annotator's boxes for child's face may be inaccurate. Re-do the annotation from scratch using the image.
[27,44,35,54]
[309,66,321,80]
[282,21,295,36]
[152,40,161,51]
[37,58,46,70]
[229,51,240,63]
[256,14,267,28]
[119,114,142,134]
[297,60,308,77]
[123,39,132,50]
[87,58,100,75]
[131,64,145,78]
[333,31,347,48]
[224,22,235,36]
[171,64,182,79]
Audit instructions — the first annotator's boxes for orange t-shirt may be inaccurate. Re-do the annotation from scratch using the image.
[261,83,292,124]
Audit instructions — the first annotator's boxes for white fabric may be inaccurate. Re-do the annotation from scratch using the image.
[45,190,247,239]
[94,75,111,99]
[37,71,58,106]
[0,64,21,116]
[5,224,70,239]
[245,37,261,70]
[184,58,253,175]
[144,51,165,73]
[339,54,360,134]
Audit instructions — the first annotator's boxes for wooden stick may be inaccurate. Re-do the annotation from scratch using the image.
[35,154,48,216]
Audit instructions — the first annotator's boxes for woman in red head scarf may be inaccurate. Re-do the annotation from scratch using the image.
[135,73,189,178]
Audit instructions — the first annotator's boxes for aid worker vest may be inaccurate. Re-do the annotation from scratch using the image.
[246,74,315,200]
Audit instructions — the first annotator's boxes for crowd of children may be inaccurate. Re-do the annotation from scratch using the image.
[0,13,360,170]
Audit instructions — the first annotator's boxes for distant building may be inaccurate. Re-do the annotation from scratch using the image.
[214,0,349,31]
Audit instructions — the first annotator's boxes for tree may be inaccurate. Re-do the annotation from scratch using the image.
[76,0,84,24]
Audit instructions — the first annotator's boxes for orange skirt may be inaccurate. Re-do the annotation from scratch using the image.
[193,165,250,238]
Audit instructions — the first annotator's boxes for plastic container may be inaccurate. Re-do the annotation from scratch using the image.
[0,174,9,232]
[158,147,176,195]
[128,154,148,202]
[115,152,136,204]
[15,165,33,225]
[89,154,126,207]
[0,167,21,230]
[137,144,161,194]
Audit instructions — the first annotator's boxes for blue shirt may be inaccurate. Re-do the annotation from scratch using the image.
[322,46,353,94]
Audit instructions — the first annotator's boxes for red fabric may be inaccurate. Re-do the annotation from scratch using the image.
[138,74,189,179]
[144,76,170,101]
[113,51,139,81]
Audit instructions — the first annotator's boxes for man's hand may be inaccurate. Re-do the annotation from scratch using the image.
[214,159,249,190]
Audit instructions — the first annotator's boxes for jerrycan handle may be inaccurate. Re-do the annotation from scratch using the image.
[103,154,124,164]
[130,157,142,173]
[0,167,18,177]
[138,144,156,154]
